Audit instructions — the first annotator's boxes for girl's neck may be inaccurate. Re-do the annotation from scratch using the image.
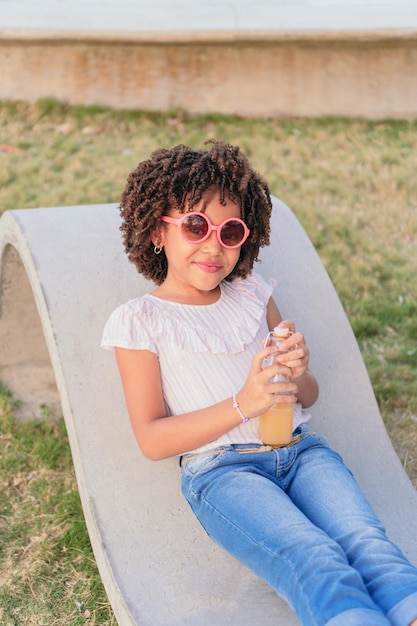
[151,283,221,305]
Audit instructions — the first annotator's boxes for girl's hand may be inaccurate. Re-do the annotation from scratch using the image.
[274,320,310,381]
[236,344,298,419]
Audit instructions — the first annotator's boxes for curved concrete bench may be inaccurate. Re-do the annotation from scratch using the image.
[1,199,416,626]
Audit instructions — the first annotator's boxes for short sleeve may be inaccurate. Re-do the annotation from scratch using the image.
[247,271,276,302]
[100,300,158,354]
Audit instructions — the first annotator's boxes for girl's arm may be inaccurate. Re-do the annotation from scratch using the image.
[115,345,242,459]
[115,344,297,461]
[266,297,319,409]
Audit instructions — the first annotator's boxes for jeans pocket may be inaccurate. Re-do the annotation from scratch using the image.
[181,449,226,478]
[297,427,330,453]
[181,449,229,503]
[314,433,330,447]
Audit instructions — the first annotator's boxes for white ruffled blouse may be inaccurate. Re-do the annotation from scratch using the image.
[101,272,310,454]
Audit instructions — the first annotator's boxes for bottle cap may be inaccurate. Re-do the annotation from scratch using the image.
[273,326,291,338]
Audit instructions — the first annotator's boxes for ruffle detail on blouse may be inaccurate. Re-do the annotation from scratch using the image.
[102,272,274,356]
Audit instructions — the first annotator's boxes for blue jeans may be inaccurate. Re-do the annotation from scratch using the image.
[180,424,417,626]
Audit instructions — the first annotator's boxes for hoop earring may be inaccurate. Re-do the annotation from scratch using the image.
[154,244,163,255]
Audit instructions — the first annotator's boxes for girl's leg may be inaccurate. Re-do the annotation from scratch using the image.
[181,448,390,626]
[286,442,417,626]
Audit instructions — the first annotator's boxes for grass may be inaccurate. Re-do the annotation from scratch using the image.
[0,385,116,625]
[1,99,416,624]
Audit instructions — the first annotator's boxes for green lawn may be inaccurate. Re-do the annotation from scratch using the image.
[1,100,416,625]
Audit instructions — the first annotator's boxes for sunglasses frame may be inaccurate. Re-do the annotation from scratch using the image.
[161,212,250,249]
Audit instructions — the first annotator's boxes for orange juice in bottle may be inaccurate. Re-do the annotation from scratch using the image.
[259,327,294,446]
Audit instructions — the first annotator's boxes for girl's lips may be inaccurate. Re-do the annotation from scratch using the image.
[195,261,223,273]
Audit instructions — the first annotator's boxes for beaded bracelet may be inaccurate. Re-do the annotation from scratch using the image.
[233,393,249,423]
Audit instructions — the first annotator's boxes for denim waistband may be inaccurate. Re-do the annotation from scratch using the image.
[180,433,304,467]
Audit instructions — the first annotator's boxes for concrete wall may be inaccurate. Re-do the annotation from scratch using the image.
[1,29,417,119]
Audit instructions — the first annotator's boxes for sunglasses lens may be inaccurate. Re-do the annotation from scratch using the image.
[220,220,246,247]
[181,214,209,241]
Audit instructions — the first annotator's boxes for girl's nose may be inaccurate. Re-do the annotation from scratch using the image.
[202,229,222,251]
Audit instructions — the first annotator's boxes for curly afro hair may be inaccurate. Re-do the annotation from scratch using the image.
[119,140,272,285]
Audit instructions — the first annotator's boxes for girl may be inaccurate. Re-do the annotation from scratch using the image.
[101,140,417,626]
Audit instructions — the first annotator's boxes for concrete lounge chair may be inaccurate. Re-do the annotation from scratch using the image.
[1,198,416,626]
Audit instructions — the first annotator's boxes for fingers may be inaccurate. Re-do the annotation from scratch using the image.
[279,343,309,366]
[242,341,303,418]
[275,329,309,379]
[278,329,303,350]
[280,348,309,377]
[254,329,309,378]
[251,344,281,373]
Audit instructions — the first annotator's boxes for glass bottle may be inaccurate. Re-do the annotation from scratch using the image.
[259,327,294,445]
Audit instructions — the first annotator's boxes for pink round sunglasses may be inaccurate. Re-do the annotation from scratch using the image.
[161,212,250,249]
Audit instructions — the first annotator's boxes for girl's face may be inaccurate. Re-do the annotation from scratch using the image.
[155,189,243,303]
